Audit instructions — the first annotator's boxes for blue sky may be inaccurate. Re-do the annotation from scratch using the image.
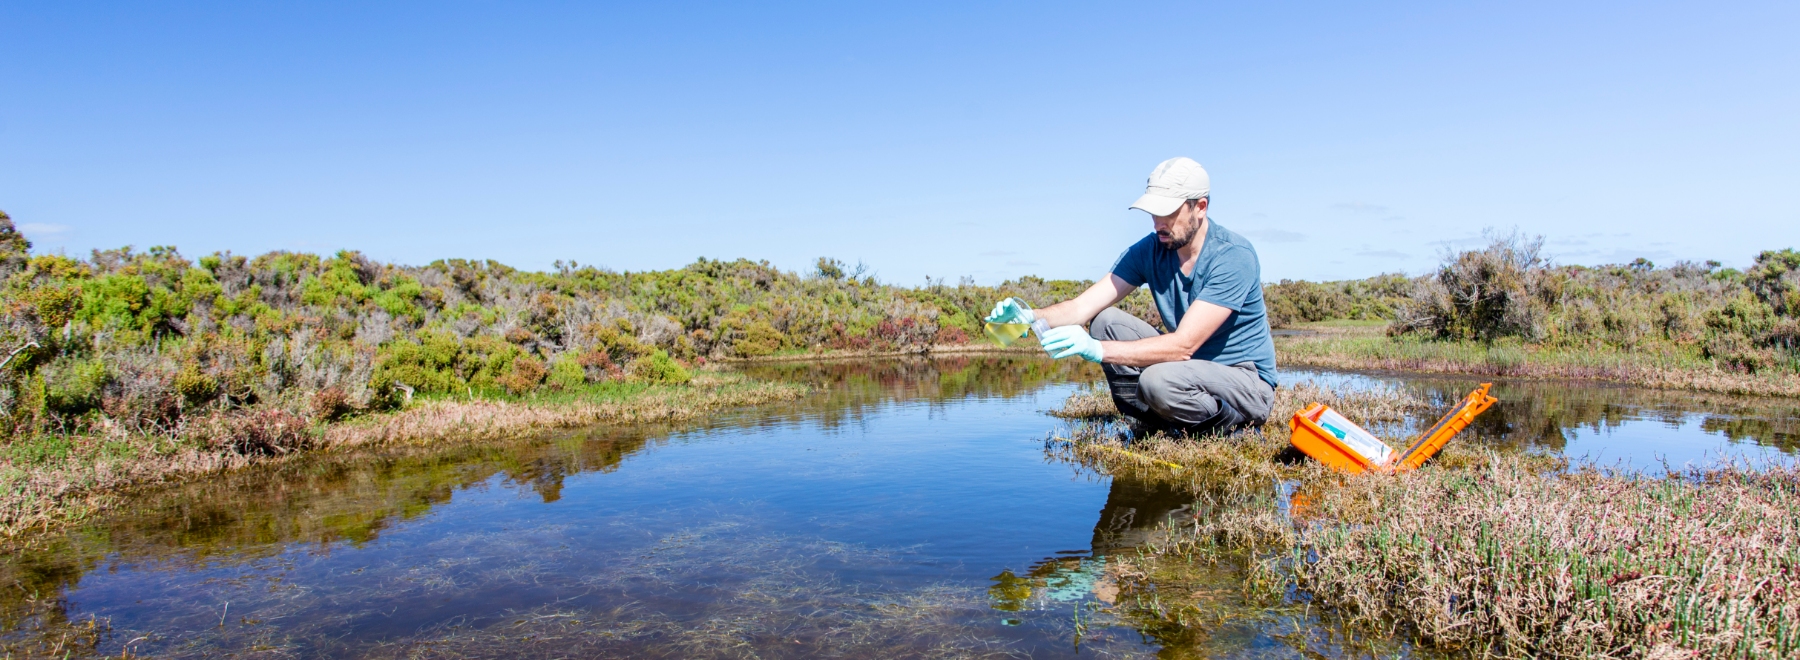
[3,1,1796,284]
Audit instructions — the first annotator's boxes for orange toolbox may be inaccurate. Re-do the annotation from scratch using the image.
[1290,383,1497,474]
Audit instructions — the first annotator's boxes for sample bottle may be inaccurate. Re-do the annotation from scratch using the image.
[1316,409,1394,465]
[983,298,1052,347]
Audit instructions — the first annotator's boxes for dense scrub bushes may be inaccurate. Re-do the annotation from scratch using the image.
[1262,274,1413,328]
[1382,232,1800,373]
[1262,231,1800,375]
[0,213,1122,443]
[1390,232,1552,341]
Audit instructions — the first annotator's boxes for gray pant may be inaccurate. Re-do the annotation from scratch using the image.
[1091,308,1275,434]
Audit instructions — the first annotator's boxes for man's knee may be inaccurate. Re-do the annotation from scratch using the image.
[1092,307,1146,341]
[1136,363,1196,418]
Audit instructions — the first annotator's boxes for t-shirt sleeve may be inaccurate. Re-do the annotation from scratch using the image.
[1193,245,1260,313]
[1108,236,1154,287]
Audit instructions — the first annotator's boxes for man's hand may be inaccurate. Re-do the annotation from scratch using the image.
[1040,326,1104,363]
[984,298,1036,325]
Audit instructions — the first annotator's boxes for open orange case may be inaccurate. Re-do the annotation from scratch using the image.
[1289,383,1497,474]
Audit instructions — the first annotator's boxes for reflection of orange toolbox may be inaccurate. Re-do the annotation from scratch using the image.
[1290,383,1497,474]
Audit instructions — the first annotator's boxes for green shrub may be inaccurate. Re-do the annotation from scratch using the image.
[42,358,110,416]
[372,332,463,395]
[173,362,219,406]
[1746,248,1800,316]
[547,356,586,390]
[630,349,691,385]
[734,320,785,357]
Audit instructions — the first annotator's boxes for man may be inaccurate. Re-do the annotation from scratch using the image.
[987,157,1276,434]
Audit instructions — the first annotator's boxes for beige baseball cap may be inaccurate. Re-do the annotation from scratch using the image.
[1129,157,1210,217]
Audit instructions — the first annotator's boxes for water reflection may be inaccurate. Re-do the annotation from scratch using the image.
[3,356,1126,658]
[2,356,1796,658]
[1287,369,1800,469]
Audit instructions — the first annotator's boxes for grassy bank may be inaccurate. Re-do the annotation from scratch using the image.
[0,370,804,539]
[718,341,1041,363]
[1263,233,1800,397]
[1275,321,1800,398]
[1047,384,1799,658]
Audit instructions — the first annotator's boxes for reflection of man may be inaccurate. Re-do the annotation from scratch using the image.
[1088,476,1195,554]
[987,157,1277,434]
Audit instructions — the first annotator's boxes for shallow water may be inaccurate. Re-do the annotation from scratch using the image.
[4,356,1796,658]
[1299,368,1800,470]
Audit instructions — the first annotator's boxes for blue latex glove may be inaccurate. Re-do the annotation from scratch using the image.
[1040,325,1104,363]
[984,298,1035,325]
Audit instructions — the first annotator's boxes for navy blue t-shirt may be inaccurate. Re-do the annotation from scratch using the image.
[1109,220,1279,388]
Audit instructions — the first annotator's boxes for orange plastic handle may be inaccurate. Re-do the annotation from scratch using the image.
[1392,383,1497,472]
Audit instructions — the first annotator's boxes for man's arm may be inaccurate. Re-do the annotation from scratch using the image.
[1033,275,1136,328]
[1098,300,1232,368]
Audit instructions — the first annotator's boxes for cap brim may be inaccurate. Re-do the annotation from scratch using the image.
[1128,193,1185,217]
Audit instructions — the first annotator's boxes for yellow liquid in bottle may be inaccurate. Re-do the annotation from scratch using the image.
[982,322,1032,347]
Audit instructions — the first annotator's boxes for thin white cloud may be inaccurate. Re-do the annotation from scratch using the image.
[1356,249,1409,259]
[17,223,71,236]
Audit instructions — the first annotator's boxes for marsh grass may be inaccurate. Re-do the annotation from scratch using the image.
[322,371,802,448]
[720,341,1043,363]
[1277,327,1800,398]
[1048,381,1800,658]
[1044,383,1117,421]
[1047,378,1428,489]
[1287,458,1800,658]
[0,370,805,539]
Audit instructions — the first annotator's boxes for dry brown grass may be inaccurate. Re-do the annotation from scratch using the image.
[1277,328,1800,399]
[323,372,801,448]
[1045,382,1117,420]
[718,342,1041,363]
[1048,380,1800,658]
[1048,378,1429,491]
[1286,458,1800,658]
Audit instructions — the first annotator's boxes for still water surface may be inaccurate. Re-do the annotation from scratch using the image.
[3,356,1796,658]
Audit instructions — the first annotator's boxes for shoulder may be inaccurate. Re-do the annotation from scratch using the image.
[1206,222,1260,268]
[1110,233,1164,281]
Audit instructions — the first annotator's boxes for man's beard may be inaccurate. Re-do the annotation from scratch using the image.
[1158,220,1200,250]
